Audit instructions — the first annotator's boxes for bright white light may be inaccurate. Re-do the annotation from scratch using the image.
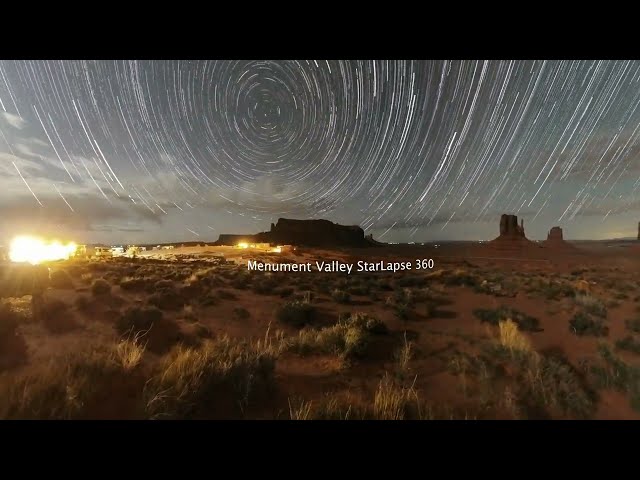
[9,235,77,265]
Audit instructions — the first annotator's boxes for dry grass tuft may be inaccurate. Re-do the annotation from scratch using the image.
[498,319,532,355]
[373,373,418,420]
[288,398,313,420]
[144,332,279,419]
[0,344,131,419]
[114,331,147,371]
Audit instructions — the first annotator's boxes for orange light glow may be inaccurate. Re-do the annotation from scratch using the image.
[9,235,77,265]
[237,242,249,249]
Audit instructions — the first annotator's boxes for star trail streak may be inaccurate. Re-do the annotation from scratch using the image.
[2,60,640,243]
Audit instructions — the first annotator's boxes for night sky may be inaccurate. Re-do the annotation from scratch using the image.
[2,60,640,245]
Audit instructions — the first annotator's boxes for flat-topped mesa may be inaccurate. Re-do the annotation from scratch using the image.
[547,226,564,241]
[637,222,640,241]
[257,218,367,247]
[499,214,526,238]
[215,218,372,247]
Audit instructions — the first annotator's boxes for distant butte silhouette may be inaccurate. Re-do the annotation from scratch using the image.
[542,225,577,250]
[215,218,378,248]
[487,214,542,251]
[547,226,564,241]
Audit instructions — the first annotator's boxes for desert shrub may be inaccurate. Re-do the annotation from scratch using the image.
[154,279,174,291]
[74,294,91,311]
[1,296,32,322]
[233,307,250,320]
[193,323,212,339]
[539,281,576,300]
[91,278,111,296]
[394,302,411,321]
[40,298,68,317]
[252,276,277,295]
[182,305,198,323]
[0,345,131,419]
[393,288,415,305]
[148,290,184,311]
[348,312,388,334]
[288,312,387,359]
[315,281,331,294]
[522,354,596,419]
[231,274,251,289]
[199,294,219,306]
[217,289,237,300]
[293,291,314,303]
[586,344,640,412]
[277,301,316,328]
[116,306,163,336]
[49,269,74,289]
[37,299,78,334]
[473,306,541,332]
[331,289,350,304]
[615,336,640,354]
[443,270,478,287]
[487,331,596,418]
[347,285,370,296]
[0,304,19,339]
[276,286,294,298]
[144,336,277,419]
[625,318,640,334]
[119,277,147,292]
[569,312,608,337]
[574,294,607,318]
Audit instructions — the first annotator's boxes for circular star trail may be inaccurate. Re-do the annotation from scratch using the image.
[2,60,640,241]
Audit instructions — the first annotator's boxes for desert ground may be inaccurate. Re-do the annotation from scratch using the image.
[2,240,640,420]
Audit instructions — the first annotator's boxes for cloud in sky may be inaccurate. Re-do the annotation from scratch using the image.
[2,111,26,129]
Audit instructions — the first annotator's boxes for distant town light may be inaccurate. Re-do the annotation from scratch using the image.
[237,242,249,249]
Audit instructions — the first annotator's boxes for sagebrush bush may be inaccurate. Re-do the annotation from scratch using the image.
[0,304,19,339]
[288,312,388,359]
[49,269,74,289]
[116,306,163,336]
[148,290,184,311]
[91,278,111,296]
[144,336,277,419]
[119,277,147,292]
[331,289,350,304]
[0,345,131,419]
[75,294,91,311]
[277,301,316,328]
[569,312,608,337]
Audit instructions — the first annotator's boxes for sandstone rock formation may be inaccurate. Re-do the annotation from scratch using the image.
[216,218,372,247]
[547,226,563,241]
[498,214,526,238]
[542,225,578,251]
[485,214,543,254]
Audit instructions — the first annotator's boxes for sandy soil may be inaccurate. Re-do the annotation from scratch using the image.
[1,240,640,419]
